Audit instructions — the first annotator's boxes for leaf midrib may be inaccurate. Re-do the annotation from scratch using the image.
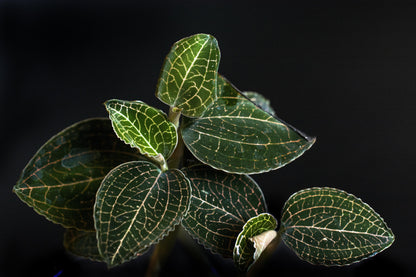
[174,38,209,107]
[109,107,159,156]
[110,171,162,264]
[285,225,392,239]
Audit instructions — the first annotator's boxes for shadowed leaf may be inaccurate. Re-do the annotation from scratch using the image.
[13,118,142,230]
[64,229,102,261]
[281,187,395,266]
[94,161,191,267]
[181,165,267,258]
[182,76,315,174]
[156,34,221,117]
[242,91,276,115]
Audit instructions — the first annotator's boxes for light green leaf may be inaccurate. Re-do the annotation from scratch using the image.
[242,91,276,115]
[281,187,395,266]
[105,99,177,160]
[156,34,221,117]
[94,161,191,267]
[181,165,266,258]
[13,118,142,230]
[64,229,102,262]
[181,76,315,174]
[233,213,277,272]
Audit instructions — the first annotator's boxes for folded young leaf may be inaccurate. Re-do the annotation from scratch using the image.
[280,187,395,266]
[182,76,315,174]
[94,161,191,267]
[105,99,177,160]
[13,118,142,230]
[156,33,221,117]
[242,91,276,116]
[181,165,267,258]
[233,213,277,272]
[64,229,103,262]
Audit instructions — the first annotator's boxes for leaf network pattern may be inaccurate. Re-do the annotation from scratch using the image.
[105,99,177,159]
[281,187,395,265]
[13,118,142,230]
[182,76,315,174]
[94,161,191,267]
[181,165,267,258]
[156,33,221,117]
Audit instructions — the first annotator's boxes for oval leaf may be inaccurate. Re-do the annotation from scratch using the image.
[13,118,142,230]
[94,161,191,267]
[181,165,267,258]
[64,229,102,262]
[242,91,276,116]
[105,99,177,160]
[156,33,221,117]
[233,213,277,272]
[280,187,395,266]
[181,76,315,174]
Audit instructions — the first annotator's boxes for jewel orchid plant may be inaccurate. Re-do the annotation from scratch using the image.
[13,34,394,273]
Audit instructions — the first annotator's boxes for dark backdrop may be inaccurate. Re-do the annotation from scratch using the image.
[1,1,415,276]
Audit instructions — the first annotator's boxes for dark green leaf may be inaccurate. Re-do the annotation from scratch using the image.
[105,99,177,160]
[181,76,315,174]
[233,213,277,271]
[181,165,267,258]
[13,118,142,230]
[94,161,191,267]
[156,34,221,117]
[242,91,276,115]
[281,187,395,266]
[64,229,102,262]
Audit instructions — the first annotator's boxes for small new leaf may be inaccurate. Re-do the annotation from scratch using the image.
[181,165,266,258]
[105,99,177,160]
[156,33,221,117]
[94,161,191,267]
[13,118,142,230]
[182,76,315,174]
[281,187,395,266]
[233,213,278,272]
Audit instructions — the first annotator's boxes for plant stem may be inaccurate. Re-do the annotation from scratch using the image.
[145,227,179,277]
[167,107,184,169]
[145,106,184,276]
[168,106,182,129]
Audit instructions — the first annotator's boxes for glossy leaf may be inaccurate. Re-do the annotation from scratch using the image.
[105,99,177,160]
[233,213,277,271]
[64,229,102,261]
[181,76,315,174]
[94,161,191,267]
[281,187,395,266]
[156,33,221,117]
[242,91,276,115]
[181,165,267,258]
[13,118,142,230]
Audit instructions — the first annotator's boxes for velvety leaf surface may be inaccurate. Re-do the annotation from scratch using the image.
[233,213,277,271]
[156,33,220,117]
[281,187,395,266]
[181,76,315,174]
[94,161,191,267]
[105,99,177,159]
[242,91,276,115]
[13,118,142,230]
[181,165,267,258]
[64,229,102,261]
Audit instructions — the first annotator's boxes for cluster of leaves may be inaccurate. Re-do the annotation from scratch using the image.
[13,34,394,272]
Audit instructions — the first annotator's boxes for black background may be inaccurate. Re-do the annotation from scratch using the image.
[1,0,415,276]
